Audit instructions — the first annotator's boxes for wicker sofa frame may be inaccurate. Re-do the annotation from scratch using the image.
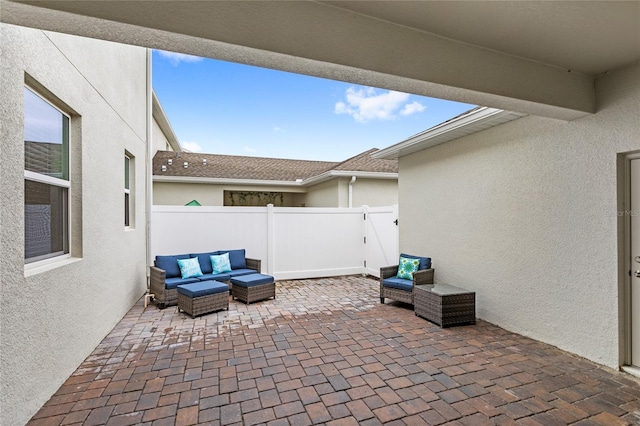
[150,258,261,308]
[379,265,434,305]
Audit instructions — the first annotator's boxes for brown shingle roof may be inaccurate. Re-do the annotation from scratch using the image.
[153,149,397,182]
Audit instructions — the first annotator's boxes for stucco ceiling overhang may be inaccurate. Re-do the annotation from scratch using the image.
[2,1,639,121]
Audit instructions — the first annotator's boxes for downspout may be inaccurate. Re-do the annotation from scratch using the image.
[348,176,356,208]
[145,48,153,291]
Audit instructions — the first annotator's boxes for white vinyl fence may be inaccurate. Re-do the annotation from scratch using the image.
[151,204,398,280]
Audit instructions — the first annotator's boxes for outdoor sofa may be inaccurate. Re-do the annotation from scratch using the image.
[150,249,261,308]
[380,253,434,305]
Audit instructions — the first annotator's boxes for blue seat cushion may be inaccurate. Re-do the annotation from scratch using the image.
[156,254,190,278]
[165,276,201,289]
[230,273,274,287]
[177,280,229,298]
[217,249,246,270]
[190,251,217,274]
[198,273,231,282]
[382,277,413,292]
[227,268,258,278]
[400,253,431,270]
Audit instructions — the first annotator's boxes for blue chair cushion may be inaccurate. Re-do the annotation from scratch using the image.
[400,253,431,270]
[190,251,217,274]
[218,249,246,270]
[177,280,229,298]
[156,254,190,278]
[165,276,201,289]
[230,273,274,287]
[227,268,258,278]
[198,273,231,282]
[382,277,413,292]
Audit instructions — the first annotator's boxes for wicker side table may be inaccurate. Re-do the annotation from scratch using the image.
[414,284,475,327]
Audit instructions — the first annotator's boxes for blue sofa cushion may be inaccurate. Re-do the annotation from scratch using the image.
[177,280,229,298]
[382,277,413,292]
[230,273,274,287]
[165,276,201,289]
[218,249,246,270]
[198,273,231,282]
[227,268,258,278]
[156,254,190,278]
[190,251,217,274]
[400,253,431,270]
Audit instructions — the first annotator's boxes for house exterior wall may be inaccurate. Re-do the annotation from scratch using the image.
[153,181,307,206]
[352,178,398,207]
[305,179,340,207]
[398,62,640,369]
[153,116,172,153]
[0,25,148,425]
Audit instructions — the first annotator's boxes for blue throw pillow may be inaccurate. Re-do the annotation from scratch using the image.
[210,253,232,274]
[177,257,203,279]
[397,256,420,280]
[156,254,190,278]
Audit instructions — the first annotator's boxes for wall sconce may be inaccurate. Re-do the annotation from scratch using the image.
[167,159,173,165]
[161,165,167,172]
[184,162,188,168]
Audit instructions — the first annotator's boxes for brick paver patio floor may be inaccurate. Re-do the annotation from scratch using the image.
[28,276,640,425]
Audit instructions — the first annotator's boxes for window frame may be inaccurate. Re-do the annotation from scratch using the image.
[23,85,72,265]
[124,154,131,228]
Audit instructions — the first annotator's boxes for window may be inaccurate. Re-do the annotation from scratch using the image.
[24,86,70,263]
[124,154,131,227]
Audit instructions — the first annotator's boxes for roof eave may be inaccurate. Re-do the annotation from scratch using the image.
[372,107,527,160]
[152,91,182,152]
[153,175,305,188]
[301,170,398,186]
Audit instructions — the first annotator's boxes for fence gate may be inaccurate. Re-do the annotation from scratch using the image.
[363,205,399,277]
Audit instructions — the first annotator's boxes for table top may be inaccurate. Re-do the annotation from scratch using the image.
[415,283,474,296]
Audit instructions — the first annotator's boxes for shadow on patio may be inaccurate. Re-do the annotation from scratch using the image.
[29,276,640,425]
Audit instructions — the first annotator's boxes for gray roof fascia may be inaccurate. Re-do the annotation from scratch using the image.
[153,175,304,189]
[152,91,182,152]
[372,107,527,160]
[301,170,398,186]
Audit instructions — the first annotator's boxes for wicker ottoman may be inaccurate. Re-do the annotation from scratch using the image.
[230,273,275,304]
[177,280,229,318]
[414,283,475,327]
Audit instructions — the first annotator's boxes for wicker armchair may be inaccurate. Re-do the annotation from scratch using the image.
[380,264,434,305]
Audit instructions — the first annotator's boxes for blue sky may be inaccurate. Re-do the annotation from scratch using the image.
[152,50,476,162]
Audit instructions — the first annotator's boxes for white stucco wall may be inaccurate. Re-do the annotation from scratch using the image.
[352,178,398,208]
[152,116,171,153]
[305,179,340,207]
[399,63,640,369]
[0,25,148,425]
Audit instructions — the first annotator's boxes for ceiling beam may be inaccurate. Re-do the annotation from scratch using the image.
[2,0,595,120]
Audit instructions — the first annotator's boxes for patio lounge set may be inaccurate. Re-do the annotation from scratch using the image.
[150,248,276,317]
[380,253,476,327]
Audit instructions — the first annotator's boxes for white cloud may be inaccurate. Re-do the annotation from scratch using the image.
[273,126,286,133]
[334,87,425,123]
[401,101,426,116]
[180,141,203,152]
[244,146,257,154]
[157,50,204,66]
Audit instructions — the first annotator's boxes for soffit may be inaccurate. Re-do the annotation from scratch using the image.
[324,1,640,76]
